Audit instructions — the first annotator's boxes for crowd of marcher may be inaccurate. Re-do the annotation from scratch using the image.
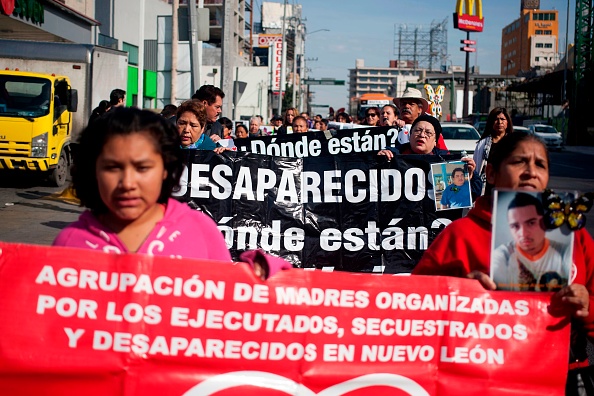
[71,83,594,395]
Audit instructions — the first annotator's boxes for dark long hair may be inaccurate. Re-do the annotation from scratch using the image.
[485,131,548,194]
[72,107,184,214]
[480,107,513,140]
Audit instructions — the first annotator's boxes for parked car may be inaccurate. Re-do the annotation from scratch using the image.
[527,124,563,150]
[473,121,487,135]
[440,123,481,155]
[513,125,530,133]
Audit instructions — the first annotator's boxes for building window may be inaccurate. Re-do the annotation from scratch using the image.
[123,42,139,66]
[545,30,552,35]
[545,43,553,48]
[536,43,544,48]
[536,30,543,35]
[535,57,539,62]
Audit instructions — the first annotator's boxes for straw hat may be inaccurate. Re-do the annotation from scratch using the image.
[393,87,429,113]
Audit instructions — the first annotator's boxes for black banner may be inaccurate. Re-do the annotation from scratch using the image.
[233,126,402,157]
[174,147,463,274]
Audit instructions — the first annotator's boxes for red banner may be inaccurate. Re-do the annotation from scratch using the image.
[0,242,570,395]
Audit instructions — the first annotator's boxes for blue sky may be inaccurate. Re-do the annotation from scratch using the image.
[260,0,575,111]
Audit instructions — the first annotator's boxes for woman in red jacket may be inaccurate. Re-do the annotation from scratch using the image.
[413,131,594,394]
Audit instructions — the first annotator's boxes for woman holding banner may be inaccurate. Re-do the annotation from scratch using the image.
[413,132,594,394]
[176,100,230,154]
[377,114,481,199]
[53,107,291,280]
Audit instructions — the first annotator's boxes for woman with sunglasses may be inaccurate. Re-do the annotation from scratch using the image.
[363,107,381,126]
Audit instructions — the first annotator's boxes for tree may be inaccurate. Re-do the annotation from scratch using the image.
[282,83,294,109]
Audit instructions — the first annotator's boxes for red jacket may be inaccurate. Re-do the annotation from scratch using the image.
[413,195,594,340]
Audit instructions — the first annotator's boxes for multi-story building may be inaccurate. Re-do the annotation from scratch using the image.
[253,2,304,114]
[501,1,559,76]
[1,0,251,110]
[348,59,421,100]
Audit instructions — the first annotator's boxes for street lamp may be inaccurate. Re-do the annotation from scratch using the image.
[306,28,330,36]
[446,59,455,121]
[300,28,329,112]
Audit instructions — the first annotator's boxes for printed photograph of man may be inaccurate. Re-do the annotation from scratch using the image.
[490,191,573,292]
[431,161,472,211]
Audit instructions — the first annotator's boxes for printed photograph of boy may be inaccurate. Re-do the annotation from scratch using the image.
[491,190,573,292]
[431,161,472,211]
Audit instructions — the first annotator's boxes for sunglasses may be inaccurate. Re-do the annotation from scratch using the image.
[366,113,378,117]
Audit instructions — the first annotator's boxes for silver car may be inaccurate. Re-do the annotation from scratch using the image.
[527,124,563,150]
[440,123,481,155]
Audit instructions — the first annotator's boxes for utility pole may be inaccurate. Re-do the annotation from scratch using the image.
[188,0,199,94]
[462,31,470,119]
[504,63,508,110]
[221,0,235,118]
[138,0,145,108]
[171,0,178,104]
[197,0,203,88]
[561,0,569,143]
[277,0,288,116]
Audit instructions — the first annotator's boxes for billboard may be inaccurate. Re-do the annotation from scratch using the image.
[453,0,484,33]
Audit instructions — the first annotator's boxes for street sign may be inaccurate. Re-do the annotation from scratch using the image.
[460,39,476,45]
[311,104,330,108]
[303,79,345,86]
[460,46,476,52]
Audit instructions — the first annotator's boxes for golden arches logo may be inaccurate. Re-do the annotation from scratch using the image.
[456,0,483,19]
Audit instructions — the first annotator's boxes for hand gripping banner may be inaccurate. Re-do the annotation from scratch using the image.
[0,242,570,395]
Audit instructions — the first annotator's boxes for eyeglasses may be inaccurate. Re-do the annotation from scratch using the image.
[411,128,435,138]
[366,113,378,117]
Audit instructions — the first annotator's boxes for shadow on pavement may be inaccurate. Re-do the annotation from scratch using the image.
[15,201,82,214]
[17,191,54,200]
[42,221,75,230]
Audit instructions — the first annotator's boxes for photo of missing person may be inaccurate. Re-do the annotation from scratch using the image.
[490,190,574,292]
[431,161,472,211]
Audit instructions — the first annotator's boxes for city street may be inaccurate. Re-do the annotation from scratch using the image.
[1,147,593,246]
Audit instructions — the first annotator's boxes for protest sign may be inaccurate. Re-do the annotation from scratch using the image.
[0,242,570,395]
[233,126,401,157]
[174,150,463,273]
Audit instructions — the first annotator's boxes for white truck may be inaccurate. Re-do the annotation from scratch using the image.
[0,39,128,185]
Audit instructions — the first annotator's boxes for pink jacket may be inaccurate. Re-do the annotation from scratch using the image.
[53,199,291,277]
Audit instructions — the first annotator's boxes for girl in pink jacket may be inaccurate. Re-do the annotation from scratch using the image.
[53,107,290,279]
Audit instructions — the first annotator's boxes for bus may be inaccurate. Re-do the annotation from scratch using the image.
[350,93,393,121]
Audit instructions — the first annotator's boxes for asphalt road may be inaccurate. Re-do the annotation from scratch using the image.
[0,147,593,246]
[0,172,83,246]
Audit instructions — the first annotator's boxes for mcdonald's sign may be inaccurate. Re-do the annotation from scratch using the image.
[453,0,484,32]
